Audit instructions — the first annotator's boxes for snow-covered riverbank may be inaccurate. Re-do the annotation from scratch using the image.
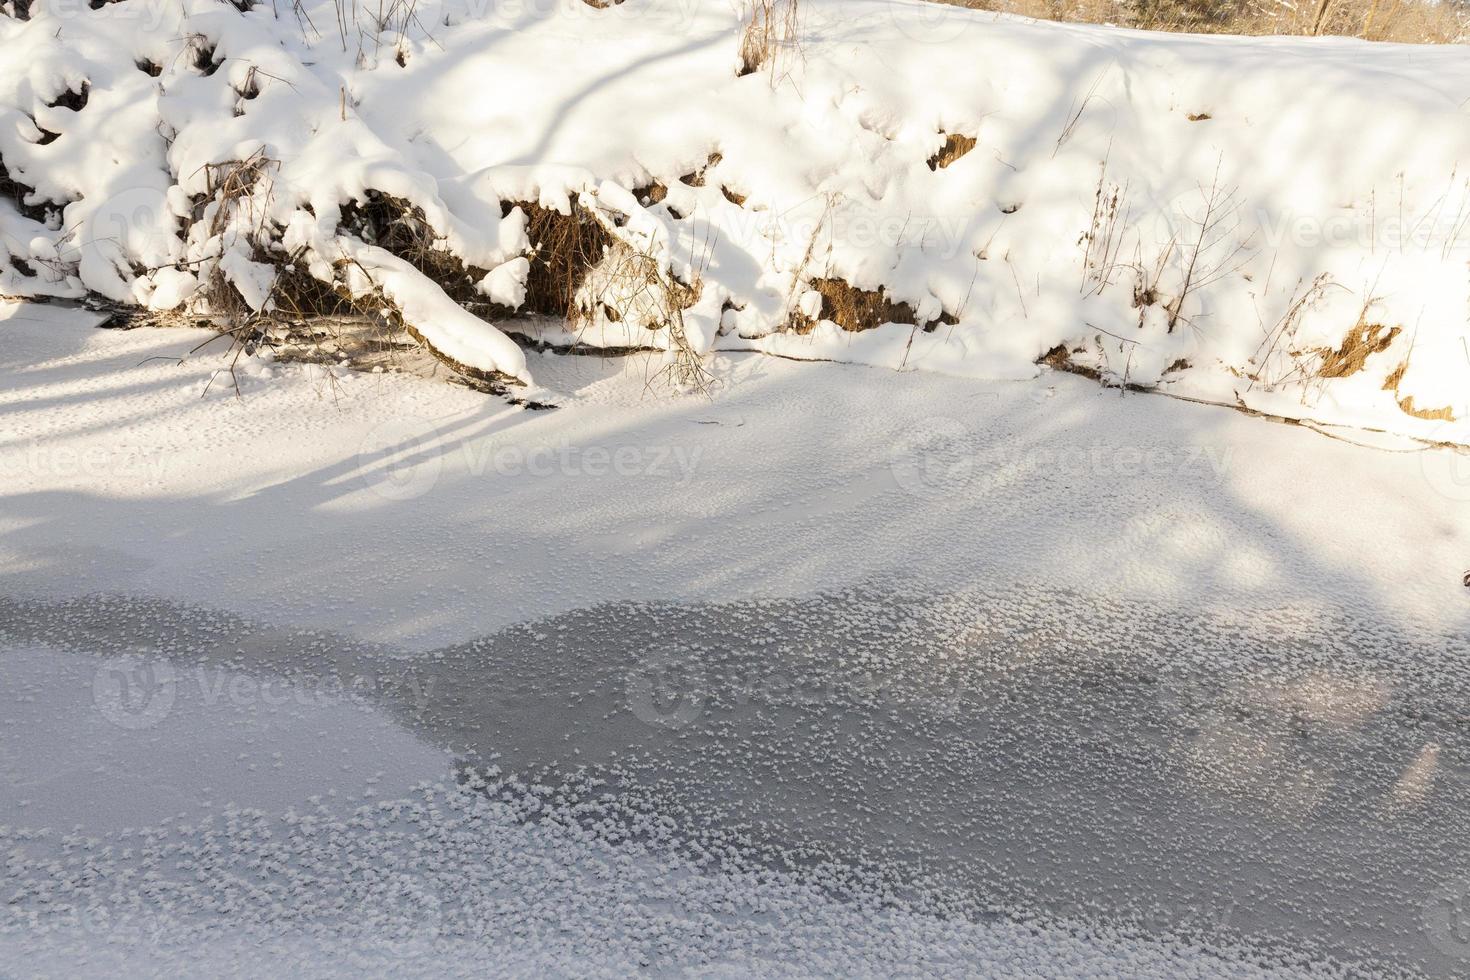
[5,0,1470,436]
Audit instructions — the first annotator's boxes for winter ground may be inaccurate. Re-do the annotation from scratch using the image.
[2,301,1470,976]
[6,0,1470,437]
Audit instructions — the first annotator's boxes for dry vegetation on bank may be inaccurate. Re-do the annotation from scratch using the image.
[937,0,1467,42]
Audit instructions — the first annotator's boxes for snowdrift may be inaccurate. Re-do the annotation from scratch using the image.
[2,0,1468,438]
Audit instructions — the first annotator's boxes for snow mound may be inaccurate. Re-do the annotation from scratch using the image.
[2,0,1469,436]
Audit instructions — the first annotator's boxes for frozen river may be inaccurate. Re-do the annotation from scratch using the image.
[3,584,1467,976]
[4,305,1470,975]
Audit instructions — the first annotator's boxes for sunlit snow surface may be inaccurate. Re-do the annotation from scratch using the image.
[3,305,1470,976]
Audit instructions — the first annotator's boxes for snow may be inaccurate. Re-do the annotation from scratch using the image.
[5,0,1470,971]
[336,238,529,379]
[4,0,1470,430]
[3,303,1470,974]
[0,645,1338,979]
[3,302,1465,647]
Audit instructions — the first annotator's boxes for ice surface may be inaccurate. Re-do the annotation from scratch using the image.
[3,304,1470,974]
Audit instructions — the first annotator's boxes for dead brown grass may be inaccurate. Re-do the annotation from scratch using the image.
[1314,320,1401,378]
[586,238,714,390]
[680,152,723,187]
[1382,359,1457,420]
[339,190,483,304]
[740,0,801,76]
[792,277,960,333]
[933,0,1467,42]
[186,151,277,319]
[634,181,669,206]
[1038,342,1105,381]
[1396,394,1455,420]
[515,201,613,317]
[927,133,978,171]
[794,278,915,332]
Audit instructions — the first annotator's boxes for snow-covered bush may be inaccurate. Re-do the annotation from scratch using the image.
[1,0,1467,437]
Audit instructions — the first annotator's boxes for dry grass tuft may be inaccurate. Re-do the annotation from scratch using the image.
[338,190,486,305]
[927,133,978,171]
[1395,394,1455,420]
[187,151,277,319]
[515,201,614,318]
[1080,161,1130,296]
[1314,320,1401,378]
[933,0,1466,42]
[740,0,801,77]
[680,152,723,187]
[179,175,524,395]
[574,231,717,391]
[634,181,669,206]
[1038,342,1104,381]
[1382,359,1456,420]
[791,277,955,333]
[193,151,274,239]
